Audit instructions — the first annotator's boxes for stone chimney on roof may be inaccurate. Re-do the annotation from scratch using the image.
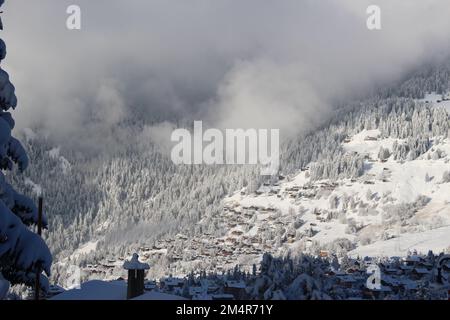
[123,253,150,299]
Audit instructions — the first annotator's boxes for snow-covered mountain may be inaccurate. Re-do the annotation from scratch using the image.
[8,63,450,285]
[117,93,450,279]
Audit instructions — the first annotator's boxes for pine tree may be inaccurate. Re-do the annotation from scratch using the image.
[0,3,52,299]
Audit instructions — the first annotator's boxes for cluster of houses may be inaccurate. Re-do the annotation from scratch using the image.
[158,277,248,300]
[326,253,450,299]
[46,251,450,300]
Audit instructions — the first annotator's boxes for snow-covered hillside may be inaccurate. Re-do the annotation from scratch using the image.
[62,88,450,283]
[223,126,450,260]
[8,63,450,286]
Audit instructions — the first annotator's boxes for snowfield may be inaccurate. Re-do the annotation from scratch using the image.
[420,92,450,112]
[349,225,450,258]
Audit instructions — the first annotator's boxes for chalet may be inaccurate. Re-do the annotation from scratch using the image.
[383,265,400,275]
[412,268,430,279]
[403,255,423,267]
[161,277,185,291]
[346,265,362,274]
[225,237,237,244]
[195,280,218,293]
[189,286,206,298]
[144,280,157,291]
[224,280,247,300]
[399,265,414,272]
[381,276,401,289]
[319,250,329,258]
[101,263,115,269]
[285,187,300,195]
[170,257,183,263]
[221,250,233,256]
[336,275,357,288]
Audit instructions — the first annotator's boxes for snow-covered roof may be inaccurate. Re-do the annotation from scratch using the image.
[189,286,206,295]
[51,280,185,300]
[336,275,356,282]
[162,277,185,286]
[123,253,150,270]
[51,280,127,300]
[405,255,423,262]
[225,280,246,289]
[413,267,430,274]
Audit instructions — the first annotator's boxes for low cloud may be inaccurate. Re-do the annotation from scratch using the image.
[0,0,449,148]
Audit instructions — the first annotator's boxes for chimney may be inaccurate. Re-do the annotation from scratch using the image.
[123,253,150,299]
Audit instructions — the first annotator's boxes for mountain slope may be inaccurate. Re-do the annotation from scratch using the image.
[8,63,450,282]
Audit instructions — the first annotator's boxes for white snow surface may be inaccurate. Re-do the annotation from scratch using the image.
[420,92,450,112]
[350,225,450,258]
[69,240,99,260]
[51,280,184,300]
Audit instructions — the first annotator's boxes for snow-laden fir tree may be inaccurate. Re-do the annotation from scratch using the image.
[0,2,52,299]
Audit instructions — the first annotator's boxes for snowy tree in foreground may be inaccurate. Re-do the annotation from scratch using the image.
[0,2,52,299]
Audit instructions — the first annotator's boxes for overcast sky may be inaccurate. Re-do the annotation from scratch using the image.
[2,0,450,147]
